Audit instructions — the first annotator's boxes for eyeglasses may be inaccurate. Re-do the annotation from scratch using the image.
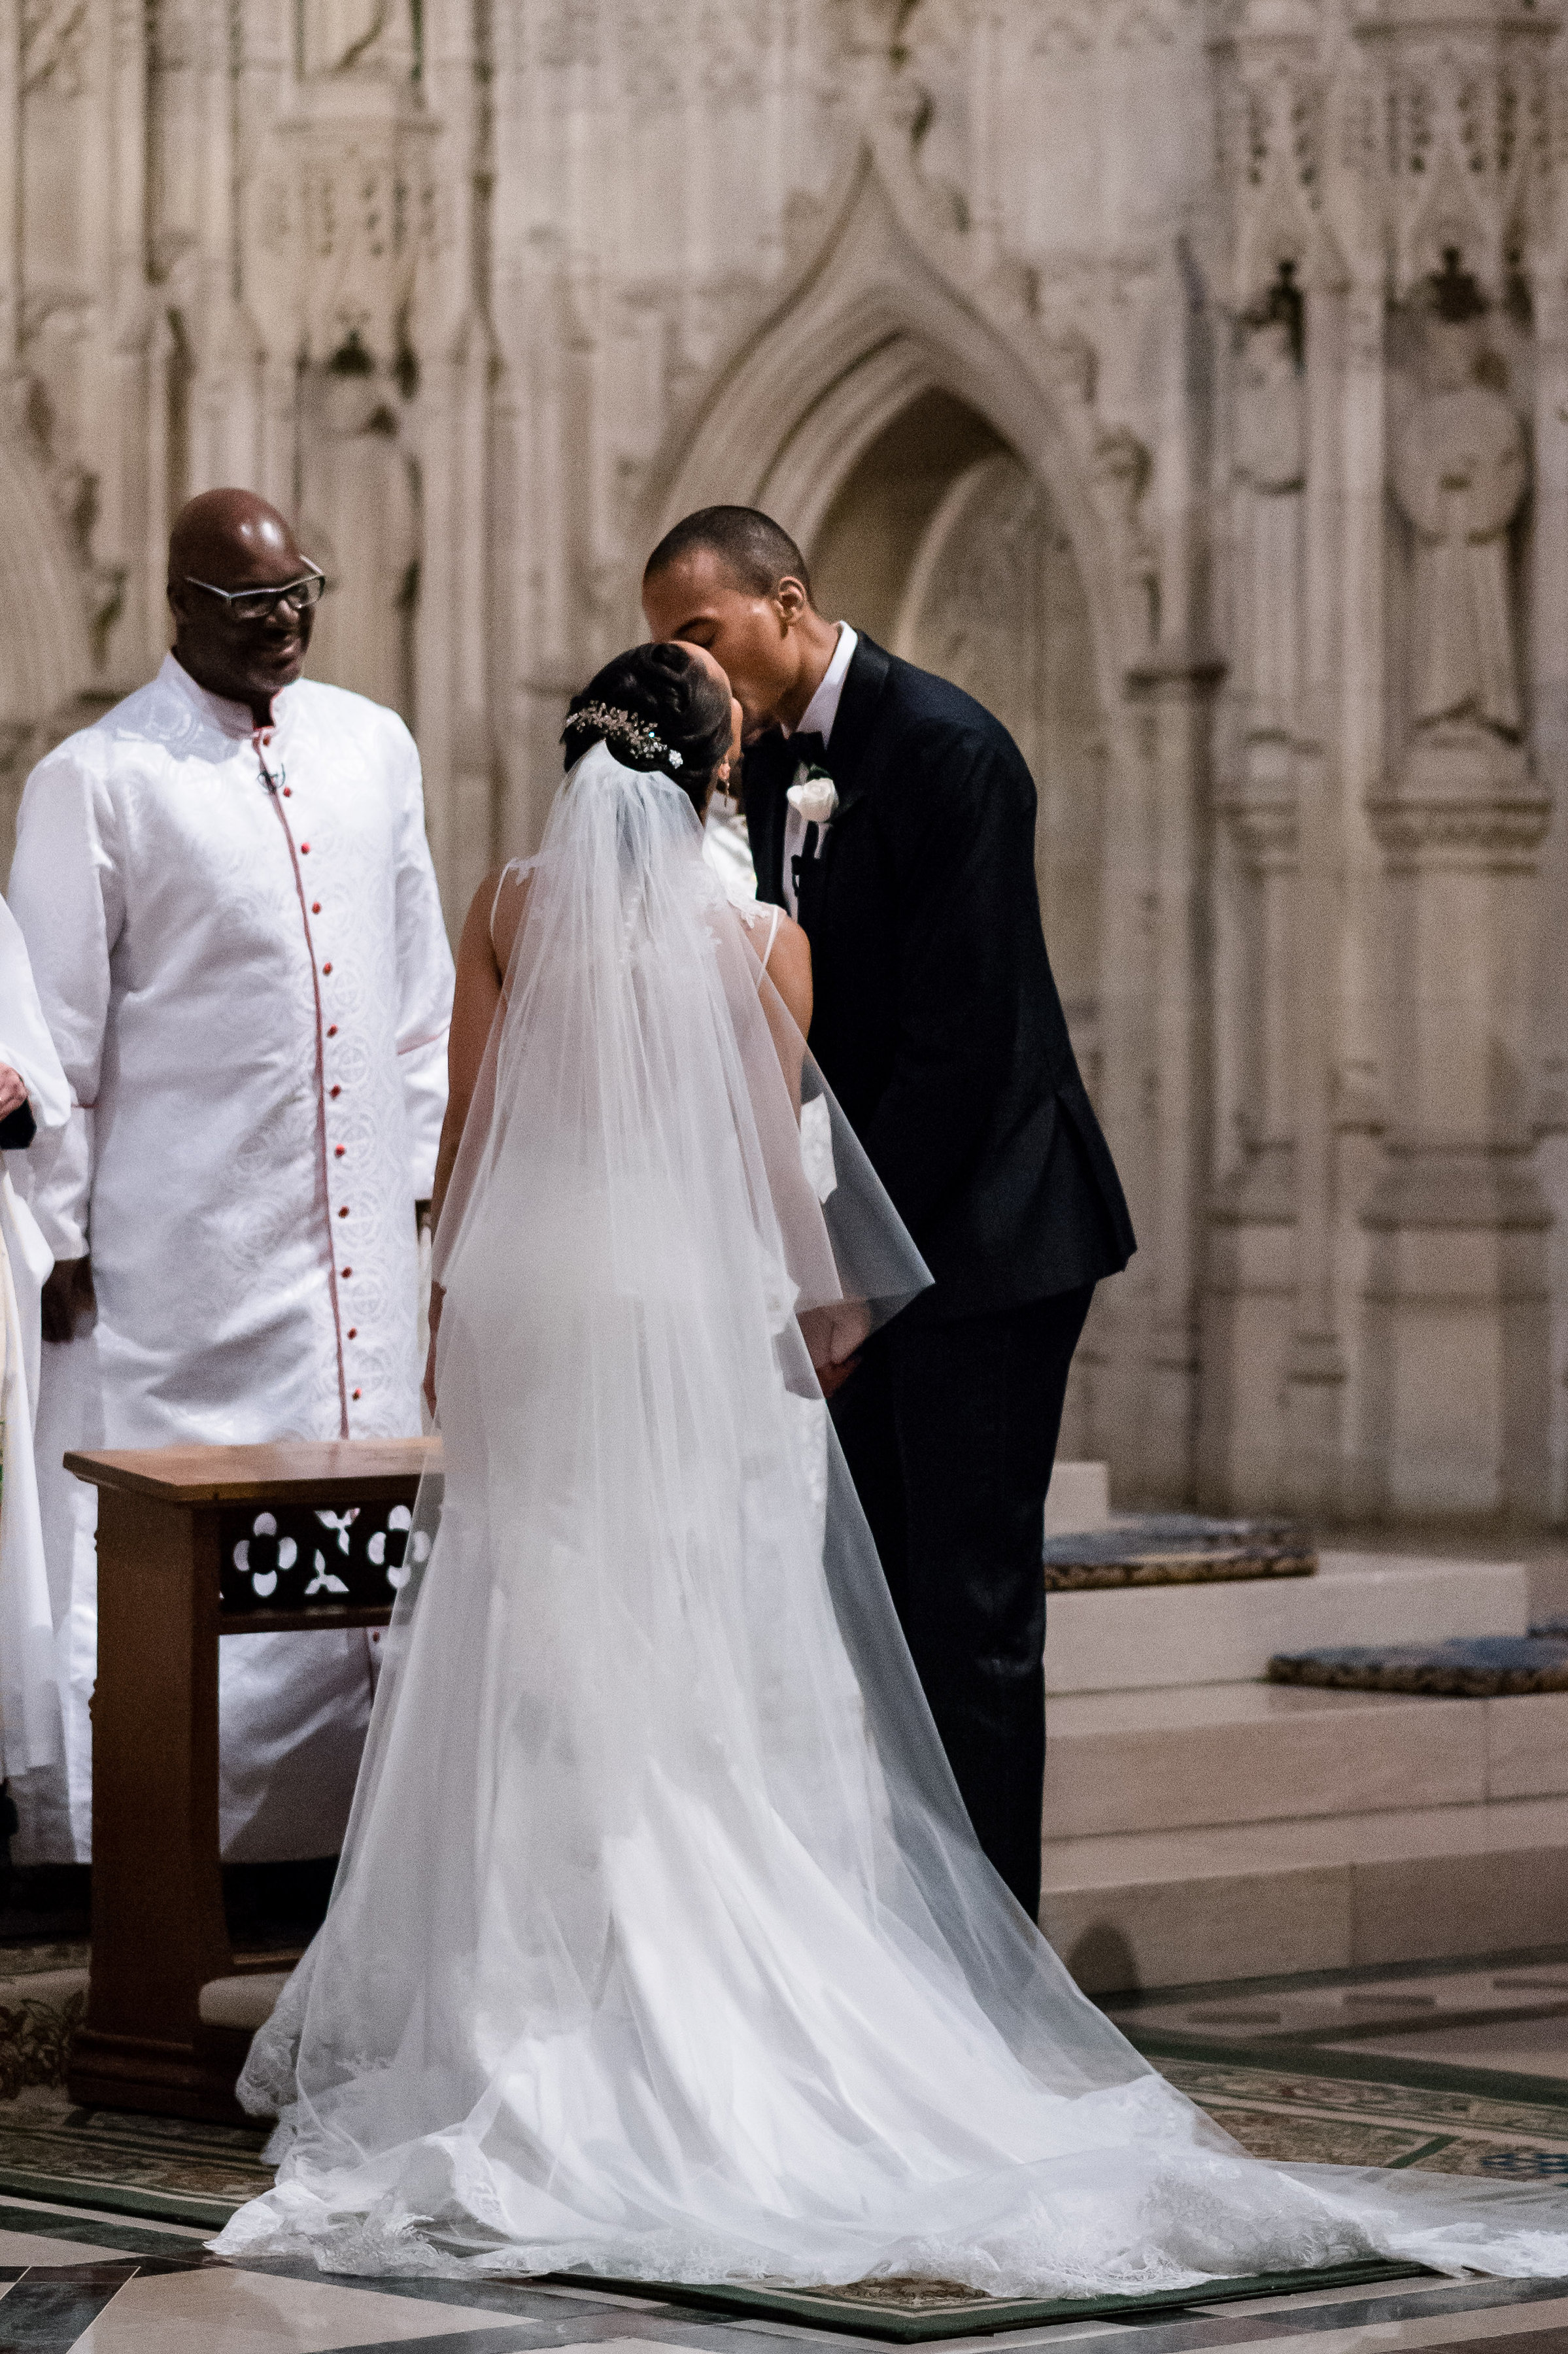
[184,570,327,623]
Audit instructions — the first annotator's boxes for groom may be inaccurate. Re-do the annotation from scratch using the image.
[645,507,1134,1919]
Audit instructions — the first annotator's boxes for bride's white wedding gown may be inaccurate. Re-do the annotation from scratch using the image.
[213,745,1568,2291]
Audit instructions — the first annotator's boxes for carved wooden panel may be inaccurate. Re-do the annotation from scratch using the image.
[219,1501,428,1618]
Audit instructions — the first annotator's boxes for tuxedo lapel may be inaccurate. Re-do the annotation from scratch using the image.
[794,635,891,935]
[741,636,891,912]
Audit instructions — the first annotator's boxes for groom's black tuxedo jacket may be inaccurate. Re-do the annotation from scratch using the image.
[745,634,1134,1321]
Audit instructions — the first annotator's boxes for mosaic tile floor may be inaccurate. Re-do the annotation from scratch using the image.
[0,1949,1563,2348]
[0,2053,1560,2245]
[0,2201,1561,2351]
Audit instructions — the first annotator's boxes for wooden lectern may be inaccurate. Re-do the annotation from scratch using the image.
[63,1439,438,2121]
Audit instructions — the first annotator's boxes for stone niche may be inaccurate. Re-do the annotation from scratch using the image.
[812,389,1108,1104]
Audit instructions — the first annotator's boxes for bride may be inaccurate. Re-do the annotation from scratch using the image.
[214,643,1568,2292]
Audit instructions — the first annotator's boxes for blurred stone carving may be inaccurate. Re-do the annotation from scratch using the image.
[895,448,1104,1076]
[301,0,413,80]
[300,337,420,721]
[1237,318,1304,499]
[22,1,90,98]
[1236,298,1305,742]
[1392,316,1526,743]
[0,418,90,845]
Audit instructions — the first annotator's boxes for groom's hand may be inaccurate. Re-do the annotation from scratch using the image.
[803,1298,870,1397]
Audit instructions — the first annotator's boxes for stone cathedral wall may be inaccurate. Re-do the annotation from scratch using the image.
[7,0,1568,1529]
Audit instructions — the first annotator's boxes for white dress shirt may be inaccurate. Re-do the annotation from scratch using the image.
[781,624,857,918]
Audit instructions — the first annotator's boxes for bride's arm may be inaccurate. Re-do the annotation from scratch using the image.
[430,862,534,1233]
[426,866,528,1414]
[428,867,508,1236]
[746,907,813,1107]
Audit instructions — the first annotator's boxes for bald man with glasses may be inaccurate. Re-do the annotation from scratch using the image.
[6,488,454,1868]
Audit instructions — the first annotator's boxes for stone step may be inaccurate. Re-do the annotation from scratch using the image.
[1105,1957,1568,2075]
[1042,1791,1568,1994]
[1042,1459,1111,1537]
[1045,1680,1568,1837]
[1044,1549,1529,1693]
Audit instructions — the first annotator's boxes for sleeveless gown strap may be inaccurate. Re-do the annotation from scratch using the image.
[490,859,531,959]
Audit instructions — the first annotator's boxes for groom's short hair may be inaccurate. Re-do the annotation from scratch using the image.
[644,506,813,602]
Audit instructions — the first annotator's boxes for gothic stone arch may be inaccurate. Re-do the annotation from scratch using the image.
[643,154,1140,735]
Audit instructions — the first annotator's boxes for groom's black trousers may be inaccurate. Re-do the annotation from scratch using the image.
[830,1282,1095,1920]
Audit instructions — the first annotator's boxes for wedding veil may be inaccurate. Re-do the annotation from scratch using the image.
[222,744,1568,2289]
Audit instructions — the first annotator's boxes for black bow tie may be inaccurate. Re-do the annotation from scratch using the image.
[787,730,831,777]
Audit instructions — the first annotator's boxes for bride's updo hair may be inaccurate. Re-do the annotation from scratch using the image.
[562,642,731,815]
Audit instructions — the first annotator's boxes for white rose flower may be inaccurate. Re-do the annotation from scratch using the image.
[787,770,838,827]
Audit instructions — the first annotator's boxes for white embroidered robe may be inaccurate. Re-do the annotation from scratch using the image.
[0,898,72,1796]
[7,654,454,1864]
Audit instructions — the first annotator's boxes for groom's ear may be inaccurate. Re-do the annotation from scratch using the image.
[774,575,810,630]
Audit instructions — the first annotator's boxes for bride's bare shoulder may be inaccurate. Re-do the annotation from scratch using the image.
[461,858,535,979]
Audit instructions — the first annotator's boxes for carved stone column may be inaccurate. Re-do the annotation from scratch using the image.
[1362,263,1551,1515]
[1201,284,1299,1497]
[1528,273,1568,1513]
[1280,268,1367,1522]
[1125,653,1225,1505]
[1204,770,1300,1507]
[1206,1,1356,1511]
[1361,785,1552,1516]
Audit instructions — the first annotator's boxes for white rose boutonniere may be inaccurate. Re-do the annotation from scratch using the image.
[787,764,838,829]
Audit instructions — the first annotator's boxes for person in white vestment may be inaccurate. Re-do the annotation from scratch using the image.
[7,488,454,1866]
[0,902,72,1809]
[213,644,1568,2292]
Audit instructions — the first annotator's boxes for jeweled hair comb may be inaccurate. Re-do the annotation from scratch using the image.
[563,702,684,769]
